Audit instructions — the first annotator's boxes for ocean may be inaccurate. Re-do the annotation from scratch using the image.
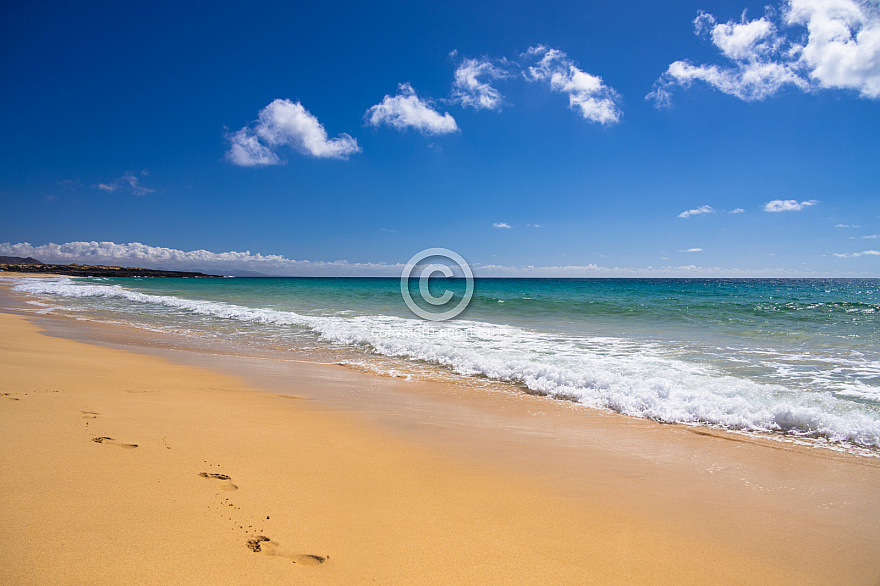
[9,276,880,452]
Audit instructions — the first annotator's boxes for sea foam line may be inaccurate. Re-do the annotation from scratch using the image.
[13,277,880,448]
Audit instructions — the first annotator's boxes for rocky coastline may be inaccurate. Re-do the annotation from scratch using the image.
[0,261,218,278]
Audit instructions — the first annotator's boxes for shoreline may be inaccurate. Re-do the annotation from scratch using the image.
[5,274,877,460]
[2,285,880,582]
[9,273,879,458]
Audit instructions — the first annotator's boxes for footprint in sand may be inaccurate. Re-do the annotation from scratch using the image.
[91,436,138,449]
[80,410,99,419]
[246,536,327,566]
[198,472,239,491]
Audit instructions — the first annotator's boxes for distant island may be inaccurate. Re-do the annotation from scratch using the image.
[0,256,218,278]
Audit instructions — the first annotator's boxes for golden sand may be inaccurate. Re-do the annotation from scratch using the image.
[1,310,878,584]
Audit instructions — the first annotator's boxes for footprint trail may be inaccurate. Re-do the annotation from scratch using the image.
[198,472,238,491]
[246,536,327,565]
[91,436,138,449]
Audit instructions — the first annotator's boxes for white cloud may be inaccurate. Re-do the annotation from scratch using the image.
[366,83,458,135]
[683,248,704,252]
[492,222,512,229]
[92,171,154,196]
[226,129,281,167]
[226,99,360,166]
[730,208,746,213]
[649,0,880,105]
[678,205,715,218]
[451,57,508,110]
[789,0,880,97]
[648,8,807,107]
[832,249,880,257]
[2,240,869,278]
[526,223,543,228]
[763,198,819,211]
[835,223,861,227]
[651,59,807,104]
[857,234,879,238]
[702,11,781,60]
[0,241,402,277]
[523,46,622,124]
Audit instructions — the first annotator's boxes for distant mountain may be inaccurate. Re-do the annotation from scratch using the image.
[0,256,43,264]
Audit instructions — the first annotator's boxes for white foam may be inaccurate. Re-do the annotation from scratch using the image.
[14,277,880,448]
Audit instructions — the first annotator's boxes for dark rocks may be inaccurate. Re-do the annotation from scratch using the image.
[0,262,219,278]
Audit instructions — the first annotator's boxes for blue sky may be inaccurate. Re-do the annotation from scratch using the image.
[1,0,878,276]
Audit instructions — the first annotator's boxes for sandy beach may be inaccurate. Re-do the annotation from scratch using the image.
[4,0,879,579]
[2,290,880,584]
[4,0,878,580]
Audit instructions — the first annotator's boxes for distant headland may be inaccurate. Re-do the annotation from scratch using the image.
[0,256,218,278]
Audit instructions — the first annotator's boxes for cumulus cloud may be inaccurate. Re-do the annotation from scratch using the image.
[523,45,622,124]
[678,205,715,218]
[226,129,280,167]
[730,208,746,213]
[226,99,360,166]
[93,171,154,196]
[790,0,880,97]
[648,0,880,106]
[763,198,819,211]
[682,248,704,252]
[700,11,782,60]
[451,57,509,110]
[832,249,880,257]
[650,59,807,105]
[492,222,512,228]
[366,83,458,135]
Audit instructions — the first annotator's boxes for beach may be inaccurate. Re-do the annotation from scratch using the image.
[2,279,880,584]
[4,0,877,580]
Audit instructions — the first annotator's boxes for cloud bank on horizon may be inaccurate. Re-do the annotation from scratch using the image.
[1,241,874,278]
[0,241,399,277]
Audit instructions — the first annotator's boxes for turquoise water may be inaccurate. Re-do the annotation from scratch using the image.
[11,276,880,450]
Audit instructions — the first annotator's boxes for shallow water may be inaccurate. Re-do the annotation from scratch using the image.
[10,276,880,450]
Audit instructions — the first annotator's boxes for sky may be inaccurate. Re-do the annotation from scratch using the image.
[1,0,878,277]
